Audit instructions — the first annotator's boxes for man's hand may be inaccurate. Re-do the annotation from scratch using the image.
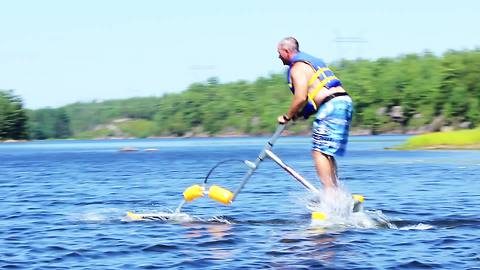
[277,114,290,124]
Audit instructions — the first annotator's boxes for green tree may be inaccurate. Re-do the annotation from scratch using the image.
[0,90,28,140]
[28,108,72,139]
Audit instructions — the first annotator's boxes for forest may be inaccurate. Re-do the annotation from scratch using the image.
[1,49,479,140]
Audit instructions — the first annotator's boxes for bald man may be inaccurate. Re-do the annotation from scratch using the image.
[276,37,353,190]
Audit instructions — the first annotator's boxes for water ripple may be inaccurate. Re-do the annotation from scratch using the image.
[1,137,479,269]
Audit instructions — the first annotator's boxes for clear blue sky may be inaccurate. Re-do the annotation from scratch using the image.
[1,0,479,109]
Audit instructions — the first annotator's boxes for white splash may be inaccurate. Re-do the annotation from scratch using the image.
[399,223,434,230]
[208,216,233,224]
[124,211,195,222]
[75,207,124,222]
[307,187,394,229]
[158,212,195,222]
[362,209,398,229]
[81,212,109,222]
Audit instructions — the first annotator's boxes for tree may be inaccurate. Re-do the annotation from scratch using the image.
[28,108,72,139]
[0,90,28,140]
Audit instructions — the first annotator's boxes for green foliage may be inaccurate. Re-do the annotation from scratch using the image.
[0,90,28,140]
[28,108,72,139]
[62,97,162,134]
[20,49,480,139]
[75,128,118,140]
[118,119,156,138]
[151,75,291,136]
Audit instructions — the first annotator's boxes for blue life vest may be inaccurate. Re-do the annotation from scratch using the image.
[287,52,342,118]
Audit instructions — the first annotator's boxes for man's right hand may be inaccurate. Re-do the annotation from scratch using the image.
[277,114,290,124]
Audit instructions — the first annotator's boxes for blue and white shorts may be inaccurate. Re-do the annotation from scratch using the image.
[312,96,353,156]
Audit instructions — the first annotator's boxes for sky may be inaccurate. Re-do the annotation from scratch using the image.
[1,0,479,109]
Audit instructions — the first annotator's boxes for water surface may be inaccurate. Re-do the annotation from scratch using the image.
[1,135,479,269]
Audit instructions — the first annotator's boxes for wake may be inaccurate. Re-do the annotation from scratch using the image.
[306,187,385,229]
[305,187,430,230]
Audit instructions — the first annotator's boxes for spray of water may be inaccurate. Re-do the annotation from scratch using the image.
[306,185,396,229]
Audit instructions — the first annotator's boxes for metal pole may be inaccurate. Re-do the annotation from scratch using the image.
[231,124,286,201]
[265,149,320,193]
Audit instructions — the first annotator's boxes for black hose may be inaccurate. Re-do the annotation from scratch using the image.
[203,159,245,184]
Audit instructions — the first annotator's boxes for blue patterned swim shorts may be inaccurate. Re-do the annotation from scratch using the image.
[312,95,353,156]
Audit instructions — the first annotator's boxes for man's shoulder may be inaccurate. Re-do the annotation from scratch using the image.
[290,61,314,76]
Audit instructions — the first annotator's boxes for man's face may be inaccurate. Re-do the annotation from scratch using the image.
[277,46,290,66]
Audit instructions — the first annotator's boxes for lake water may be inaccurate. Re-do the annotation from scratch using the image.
[1,135,479,269]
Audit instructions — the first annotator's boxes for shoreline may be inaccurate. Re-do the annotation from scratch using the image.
[3,129,480,151]
[1,131,399,143]
[3,138,479,151]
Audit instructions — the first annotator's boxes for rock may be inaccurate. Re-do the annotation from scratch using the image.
[389,106,403,120]
[459,122,472,129]
[1,139,28,143]
[412,125,431,134]
[440,126,454,132]
[119,147,139,152]
[428,116,445,132]
[183,131,194,138]
[112,118,132,123]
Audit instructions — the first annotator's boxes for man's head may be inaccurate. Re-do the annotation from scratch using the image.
[277,37,299,65]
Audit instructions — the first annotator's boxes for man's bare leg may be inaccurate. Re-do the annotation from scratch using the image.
[312,151,338,189]
[329,155,338,183]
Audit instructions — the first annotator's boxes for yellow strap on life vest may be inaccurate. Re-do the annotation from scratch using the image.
[306,67,338,110]
[307,67,328,87]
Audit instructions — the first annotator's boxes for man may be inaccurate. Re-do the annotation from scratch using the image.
[276,37,353,191]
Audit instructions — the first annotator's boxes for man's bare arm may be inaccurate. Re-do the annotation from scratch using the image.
[286,62,311,119]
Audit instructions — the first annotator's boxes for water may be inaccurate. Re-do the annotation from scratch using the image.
[1,135,479,269]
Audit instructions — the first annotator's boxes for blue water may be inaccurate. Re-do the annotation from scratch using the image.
[1,135,479,269]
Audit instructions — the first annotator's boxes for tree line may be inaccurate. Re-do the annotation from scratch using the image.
[1,49,479,140]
